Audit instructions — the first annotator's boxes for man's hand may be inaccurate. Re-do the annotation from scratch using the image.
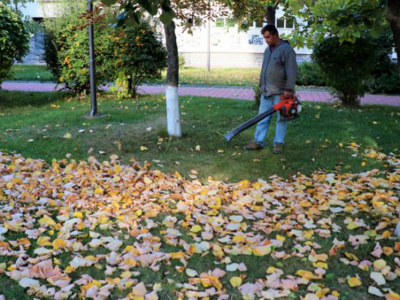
[283,91,293,99]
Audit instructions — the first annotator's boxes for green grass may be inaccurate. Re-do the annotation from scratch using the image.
[0,90,399,182]
[9,65,259,86]
[159,67,259,86]
[9,65,54,82]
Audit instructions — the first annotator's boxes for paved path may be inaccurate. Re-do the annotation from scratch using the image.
[2,81,400,106]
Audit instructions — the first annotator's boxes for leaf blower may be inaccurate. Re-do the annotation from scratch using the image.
[224,94,302,142]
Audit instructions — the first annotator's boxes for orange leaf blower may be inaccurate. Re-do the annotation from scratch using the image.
[224,95,302,142]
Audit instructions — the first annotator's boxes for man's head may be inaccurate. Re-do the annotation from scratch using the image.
[261,24,280,47]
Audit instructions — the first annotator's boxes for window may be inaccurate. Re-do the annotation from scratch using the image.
[226,18,236,27]
[277,18,285,28]
[255,20,264,28]
[276,18,294,29]
[216,18,236,28]
[215,18,224,27]
[286,18,294,28]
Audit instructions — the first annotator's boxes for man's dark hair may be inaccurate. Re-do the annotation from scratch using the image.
[261,24,278,35]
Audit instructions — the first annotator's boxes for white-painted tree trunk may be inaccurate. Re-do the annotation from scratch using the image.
[166,85,182,137]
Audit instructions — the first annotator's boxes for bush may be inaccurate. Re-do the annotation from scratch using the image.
[366,33,400,94]
[296,61,327,87]
[179,55,185,69]
[313,37,377,107]
[43,2,167,97]
[113,25,167,98]
[43,5,117,93]
[0,3,29,85]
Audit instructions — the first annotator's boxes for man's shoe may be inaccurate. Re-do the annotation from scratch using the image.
[243,141,263,151]
[273,143,284,154]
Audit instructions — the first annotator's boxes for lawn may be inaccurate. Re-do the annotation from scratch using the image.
[9,65,259,86]
[0,90,399,182]
[0,90,400,299]
[9,65,54,82]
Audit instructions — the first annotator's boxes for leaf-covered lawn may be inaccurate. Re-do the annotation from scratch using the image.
[0,148,399,299]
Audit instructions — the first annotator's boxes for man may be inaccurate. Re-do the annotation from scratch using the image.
[244,24,298,154]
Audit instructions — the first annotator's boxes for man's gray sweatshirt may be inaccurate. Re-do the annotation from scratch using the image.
[259,40,298,97]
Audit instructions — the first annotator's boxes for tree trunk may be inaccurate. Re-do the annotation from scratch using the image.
[387,0,400,76]
[164,21,182,137]
[266,6,276,25]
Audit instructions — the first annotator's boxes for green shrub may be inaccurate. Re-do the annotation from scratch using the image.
[42,2,117,93]
[366,33,400,94]
[313,37,377,107]
[43,30,60,81]
[179,54,186,69]
[296,61,327,87]
[0,3,29,85]
[42,2,167,97]
[113,25,167,98]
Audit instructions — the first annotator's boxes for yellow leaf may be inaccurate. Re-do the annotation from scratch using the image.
[94,188,104,195]
[140,146,148,151]
[373,259,387,271]
[170,252,186,259]
[385,293,400,300]
[266,266,276,274]
[121,271,132,278]
[52,238,67,250]
[232,235,246,243]
[253,246,271,256]
[217,149,224,153]
[345,252,359,261]
[347,277,361,287]
[37,236,52,247]
[383,247,393,256]
[98,217,109,224]
[63,133,72,139]
[190,225,202,233]
[296,270,317,280]
[347,222,359,230]
[114,165,122,173]
[74,211,84,219]
[313,262,328,269]
[38,216,56,227]
[65,266,76,273]
[230,276,242,287]
[276,235,286,242]
[332,291,340,297]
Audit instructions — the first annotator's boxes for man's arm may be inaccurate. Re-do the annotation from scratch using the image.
[284,47,298,96]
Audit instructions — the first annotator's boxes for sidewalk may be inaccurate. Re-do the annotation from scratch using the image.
[2,81,400,106]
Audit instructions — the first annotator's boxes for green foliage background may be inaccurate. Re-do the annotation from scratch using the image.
[0,3,29,84]
[42,0,167,96]
[312,37,376,107]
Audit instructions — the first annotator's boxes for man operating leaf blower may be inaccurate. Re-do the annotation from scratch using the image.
[227,24,298,154]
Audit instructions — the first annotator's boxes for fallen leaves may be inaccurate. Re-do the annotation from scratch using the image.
[0,150,399,299]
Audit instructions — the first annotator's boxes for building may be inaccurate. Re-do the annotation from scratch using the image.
[176,11,312,68]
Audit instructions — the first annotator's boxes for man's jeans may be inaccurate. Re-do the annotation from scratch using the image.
[254,94,287,147]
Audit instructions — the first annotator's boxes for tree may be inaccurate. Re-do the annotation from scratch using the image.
[220,0,400,77]
[216,0,282,27]
[0,0,33,12]
[387,0,400,75]
[0,3,29,86]
[101,0,224,137]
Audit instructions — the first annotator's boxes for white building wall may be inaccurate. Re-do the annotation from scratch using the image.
[175,8,312,68]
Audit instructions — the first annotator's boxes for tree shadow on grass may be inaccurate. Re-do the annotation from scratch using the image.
[0,90,73,109]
